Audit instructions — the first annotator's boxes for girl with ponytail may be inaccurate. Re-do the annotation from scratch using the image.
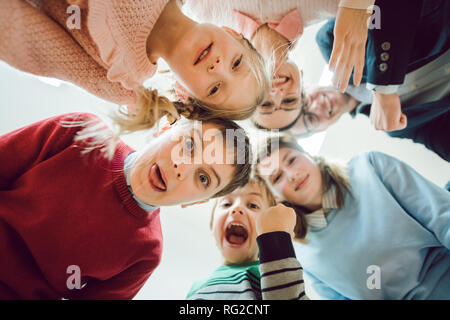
[0,0,270,133]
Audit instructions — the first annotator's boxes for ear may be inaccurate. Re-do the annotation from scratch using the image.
[181,199,209,208]
[222,26,244,40]
[173,81,191,103]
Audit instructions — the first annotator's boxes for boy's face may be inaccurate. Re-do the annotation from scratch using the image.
[129,122,236,207]
[212,183,270,265]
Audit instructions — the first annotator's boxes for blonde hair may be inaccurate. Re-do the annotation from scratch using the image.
[209,174,277,230]
[257,135,351,241]
[113,36,270,134]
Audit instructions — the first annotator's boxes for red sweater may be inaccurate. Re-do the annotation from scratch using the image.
[0,113,163,299]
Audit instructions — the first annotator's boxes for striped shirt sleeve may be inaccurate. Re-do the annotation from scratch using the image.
[257,232,309,300]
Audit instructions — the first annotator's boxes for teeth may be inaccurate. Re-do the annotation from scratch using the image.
[227,222,245,229]
[272,76,289,84]
[323,94,331,115]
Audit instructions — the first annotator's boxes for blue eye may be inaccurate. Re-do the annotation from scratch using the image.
[233,55,243,69]
[184,137,195,154]
[209,85,220,96]
[199,173,210,187]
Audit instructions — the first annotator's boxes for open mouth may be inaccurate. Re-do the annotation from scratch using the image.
[148,164,167,192]
[272,75,290,86]
[295,174,309,191]
[322,93,333,117]
[194,43,213,65]
[225,222,248,247]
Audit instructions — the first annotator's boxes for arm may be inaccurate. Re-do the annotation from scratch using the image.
[0,113,97,190]
[0,0,135,105]
[368,151,450,249]
[256,204,308,300]
[257,232,308,300]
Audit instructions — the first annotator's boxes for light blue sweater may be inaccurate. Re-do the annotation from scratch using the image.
[295,151,450,300]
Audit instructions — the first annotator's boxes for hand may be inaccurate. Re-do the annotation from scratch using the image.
[256,204,297,238]
[329,7,372,92]
[370,92,407,131]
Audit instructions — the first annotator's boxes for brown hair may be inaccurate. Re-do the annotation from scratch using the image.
[209,174,277,230]
[256,135,351,241]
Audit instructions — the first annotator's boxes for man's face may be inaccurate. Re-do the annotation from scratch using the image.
[129,122,236,207]
[252,60,303,129]
[291,87,354,136]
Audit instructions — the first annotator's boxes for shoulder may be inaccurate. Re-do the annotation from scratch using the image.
[349,151,405,179]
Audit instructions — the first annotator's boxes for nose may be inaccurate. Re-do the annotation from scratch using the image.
[208,56,223,73]
[231,206,244,216]
[173,162,193,181]
[288,171,300,183]
[308,95,327,118]
[269,87,284,108]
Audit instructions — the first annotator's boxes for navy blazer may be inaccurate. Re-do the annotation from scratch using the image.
[316,0,450,85]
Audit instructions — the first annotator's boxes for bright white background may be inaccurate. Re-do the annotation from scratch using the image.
[0,23,448,300]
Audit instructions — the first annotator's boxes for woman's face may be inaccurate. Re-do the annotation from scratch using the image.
[258,147,322,209]
[252,60,303,129]
[129,122,236,207]
[169,24,260,111]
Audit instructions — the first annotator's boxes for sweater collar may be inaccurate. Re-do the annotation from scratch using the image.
[111,142,160,219]
[305,185,338,228]
[123,152,159,212]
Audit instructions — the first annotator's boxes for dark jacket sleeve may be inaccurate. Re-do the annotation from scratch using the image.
[316,1,449,86]
[356,96,450,162]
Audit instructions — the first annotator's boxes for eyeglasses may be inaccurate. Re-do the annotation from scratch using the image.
[258,97,302,115]
[259,70,306,116]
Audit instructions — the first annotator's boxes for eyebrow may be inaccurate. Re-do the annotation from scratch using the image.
[195,128,221,189]
[246,192,262,197]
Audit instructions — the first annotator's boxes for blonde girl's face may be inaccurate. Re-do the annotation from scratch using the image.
[212,183,270,265]
[170,24,260,112]
[258,148,322,209]
[129,122,235,207]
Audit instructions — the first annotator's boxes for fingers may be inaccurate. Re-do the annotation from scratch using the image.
[336,43,355,93]
[329,33,343,72]
[352,44,365,87]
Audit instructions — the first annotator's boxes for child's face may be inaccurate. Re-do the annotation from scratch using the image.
[258,147,322,209]
[169,24,259,112]
[212,183,270,265]
[129,122,236,207]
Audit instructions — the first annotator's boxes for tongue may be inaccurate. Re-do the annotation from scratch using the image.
[229,235,246,245]
[150,165,166,190]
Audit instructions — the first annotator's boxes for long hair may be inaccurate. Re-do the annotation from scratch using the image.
[257,135,351,241]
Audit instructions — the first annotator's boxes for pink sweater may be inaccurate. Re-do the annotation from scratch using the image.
[0,0,169,105]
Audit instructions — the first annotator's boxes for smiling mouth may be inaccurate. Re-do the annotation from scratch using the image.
[272,75,290,86]
[322,94,333,117]
[194,43,213,65]
[148,164,167,192]
[225,222,248,247]
[295,174,309,191]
